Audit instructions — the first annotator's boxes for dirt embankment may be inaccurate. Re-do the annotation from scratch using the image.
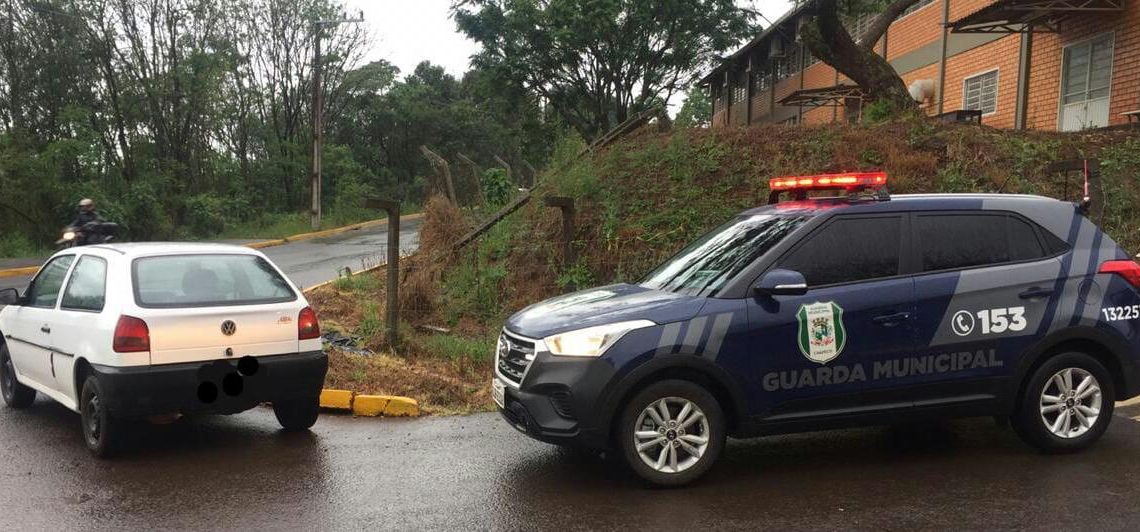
[311,119,1140,414]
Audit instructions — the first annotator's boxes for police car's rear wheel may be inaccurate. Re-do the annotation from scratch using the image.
[619,380,725,487]
[1013,352,1114,453]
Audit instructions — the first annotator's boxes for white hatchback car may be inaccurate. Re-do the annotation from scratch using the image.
[0,243,327,456]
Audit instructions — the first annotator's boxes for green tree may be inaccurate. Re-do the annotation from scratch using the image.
[675,86,711,128]
[453,0,756,140]
[800,0,925,110]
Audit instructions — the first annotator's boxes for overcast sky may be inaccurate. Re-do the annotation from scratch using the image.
[341,0,795,79]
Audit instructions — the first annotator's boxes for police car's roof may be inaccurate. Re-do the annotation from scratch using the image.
[740,193,1067,217]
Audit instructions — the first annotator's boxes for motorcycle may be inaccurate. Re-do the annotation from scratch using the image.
[57,221,120,248]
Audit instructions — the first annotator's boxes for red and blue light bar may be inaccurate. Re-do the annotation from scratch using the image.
[769,171,888,191]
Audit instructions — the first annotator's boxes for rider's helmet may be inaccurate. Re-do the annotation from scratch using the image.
[78,198,95,212]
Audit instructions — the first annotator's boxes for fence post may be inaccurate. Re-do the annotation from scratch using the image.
[522,160,537,188]
[456,152,486,206]
[365,198,401,348]
[493,154,513,187]
[421,146,457,204]
[543,195,576,288]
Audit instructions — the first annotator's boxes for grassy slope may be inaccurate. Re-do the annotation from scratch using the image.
[311,118,1140,413]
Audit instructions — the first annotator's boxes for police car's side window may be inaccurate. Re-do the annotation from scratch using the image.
[918,214,1048,272]
[778,216,902,287]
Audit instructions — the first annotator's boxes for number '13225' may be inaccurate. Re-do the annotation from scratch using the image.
[1102,305,1140,322]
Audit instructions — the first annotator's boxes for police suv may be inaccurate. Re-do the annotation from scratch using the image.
[492,172,1140,486]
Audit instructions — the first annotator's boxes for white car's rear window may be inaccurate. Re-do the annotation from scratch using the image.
[132,254,296,308]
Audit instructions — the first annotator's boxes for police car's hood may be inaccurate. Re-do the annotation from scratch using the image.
[505,283,703,339]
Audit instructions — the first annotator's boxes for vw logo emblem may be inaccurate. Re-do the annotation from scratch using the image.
[221,320,237,336]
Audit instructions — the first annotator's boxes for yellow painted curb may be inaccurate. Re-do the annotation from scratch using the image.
[320,389,355,410]
[246,238,287,250]
[0,266,39,279]
[302,260,388,293]
[352,395,391,417]
[382,396,420,417]
[252,212,425,251]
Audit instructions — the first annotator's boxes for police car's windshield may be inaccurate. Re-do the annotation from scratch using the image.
[641,214,808,297]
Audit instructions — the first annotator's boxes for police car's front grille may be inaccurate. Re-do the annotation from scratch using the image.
[496,332,535,386]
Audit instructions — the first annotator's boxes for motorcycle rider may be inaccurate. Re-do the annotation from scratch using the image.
[68,198,105,245]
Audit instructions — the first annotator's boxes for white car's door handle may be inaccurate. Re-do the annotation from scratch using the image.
[40,325,50,334]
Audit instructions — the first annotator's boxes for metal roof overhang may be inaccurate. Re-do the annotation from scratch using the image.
[778,84,864,107]
[948,0,1126,33]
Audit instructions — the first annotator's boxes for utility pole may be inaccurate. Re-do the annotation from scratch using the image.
[310,13,363,230]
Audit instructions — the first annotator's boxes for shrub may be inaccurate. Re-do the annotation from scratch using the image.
[482,168,513,207]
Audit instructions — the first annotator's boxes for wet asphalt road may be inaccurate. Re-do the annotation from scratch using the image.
[0,219,421,293]
[6,400,1140,530]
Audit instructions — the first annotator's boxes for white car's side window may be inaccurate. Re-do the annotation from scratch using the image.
[61,256,108,313]
[25,255,75,309]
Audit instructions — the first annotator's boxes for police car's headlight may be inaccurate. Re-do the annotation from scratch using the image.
[544,320,655,357]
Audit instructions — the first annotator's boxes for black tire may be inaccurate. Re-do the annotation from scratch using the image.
[274,397,320,431]
[0,341,35,409]
[618,379,726,487]
[80,375,122,458]
[1012,351,1115,454]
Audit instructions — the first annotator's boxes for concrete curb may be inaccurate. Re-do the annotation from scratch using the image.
[319,389,420,418]
[0,212,425,279]
[302,260,388,293]
[248,212,425,250]
[0,266,40,279]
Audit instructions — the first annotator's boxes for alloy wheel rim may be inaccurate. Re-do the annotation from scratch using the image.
[1,355,13,399]
[84,394,102,443]
[1040,367,1102,439]
[633,397,710,474]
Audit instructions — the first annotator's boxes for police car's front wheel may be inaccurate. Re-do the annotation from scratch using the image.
[618,380,726,487]
[1012,352,1115,454]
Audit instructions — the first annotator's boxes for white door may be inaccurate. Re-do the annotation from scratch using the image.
[52,255,109,399]
[5,255,75,389]
[1060,33,1114,131]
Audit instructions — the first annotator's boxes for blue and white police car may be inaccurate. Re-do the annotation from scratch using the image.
[492,172,1140,486]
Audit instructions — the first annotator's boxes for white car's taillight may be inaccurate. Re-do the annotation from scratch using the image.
[298,306,320,340]
[113,315,150,353]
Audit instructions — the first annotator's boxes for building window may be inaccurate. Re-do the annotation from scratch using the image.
[963,69,999,115]
[775,46,801,80]
[752,66,771,92]
[901,0,936,18]
[732,71,748,103]
[1060,32,1114,131]
[845,13,876,43]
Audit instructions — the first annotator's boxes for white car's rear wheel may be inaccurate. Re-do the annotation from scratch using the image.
[81,376,122,458]
[274,397,320,431]
[0,342,35,408]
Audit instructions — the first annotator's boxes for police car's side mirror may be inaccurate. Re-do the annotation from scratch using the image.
[0,288,20,306]
[753,269,808,297]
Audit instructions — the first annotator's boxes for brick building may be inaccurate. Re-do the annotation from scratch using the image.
[702,0,1139,131]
